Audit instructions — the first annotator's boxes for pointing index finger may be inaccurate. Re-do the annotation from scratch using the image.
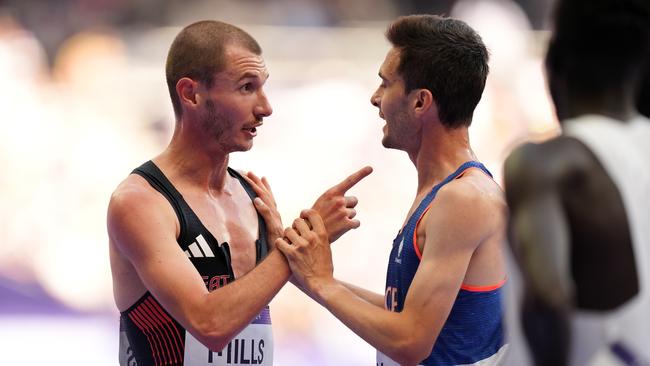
[329,166,373,195]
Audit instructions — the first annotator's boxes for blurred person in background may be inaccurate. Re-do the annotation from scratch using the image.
[504,0,650,365]
[274,15,508,366]
[107,20,370,366]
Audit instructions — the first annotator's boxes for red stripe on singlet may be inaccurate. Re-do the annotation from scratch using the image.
[129,310,162,366]
[133,306,169,366]
[412,204,432,260]
[146,297,185,349]
[411,166,487,260]
[137,302,175,364]
[142,298,182,363]
[460,278,507,292]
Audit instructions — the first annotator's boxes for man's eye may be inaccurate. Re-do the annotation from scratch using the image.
[241,83,253,92]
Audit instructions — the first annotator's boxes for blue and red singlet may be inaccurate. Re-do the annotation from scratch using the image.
[378,161,506,366]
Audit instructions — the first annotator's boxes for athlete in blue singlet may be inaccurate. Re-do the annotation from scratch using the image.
[274,15,508,366]
[382,161,505,365]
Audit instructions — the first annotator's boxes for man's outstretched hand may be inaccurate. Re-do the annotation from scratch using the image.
[312,166,373,243]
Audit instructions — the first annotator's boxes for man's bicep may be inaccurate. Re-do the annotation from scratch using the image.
[505,144,572,300]
[108,191,209,320]
[399,239,474,355]
[108,188,181,265]
[401,195,480,343]
[510,189,573,307]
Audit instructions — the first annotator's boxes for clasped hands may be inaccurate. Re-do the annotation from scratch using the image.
[244,166,373,295]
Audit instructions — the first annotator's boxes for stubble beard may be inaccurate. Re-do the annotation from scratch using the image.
[202,99,246,153]
[381,109,414,151]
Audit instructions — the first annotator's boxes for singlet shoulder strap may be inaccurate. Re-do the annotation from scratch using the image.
[227,168,269,263]
[132,160,189,242]
[405,161,492,234]
[131,162,269,263]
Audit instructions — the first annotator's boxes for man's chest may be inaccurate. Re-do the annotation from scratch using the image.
[184,193,260,278]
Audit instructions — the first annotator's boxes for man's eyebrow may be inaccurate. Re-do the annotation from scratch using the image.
[238,71,269,82]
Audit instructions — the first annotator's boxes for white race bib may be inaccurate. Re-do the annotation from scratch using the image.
[377,350,427,366]
[377,350,402,366]
[184,307,273,365]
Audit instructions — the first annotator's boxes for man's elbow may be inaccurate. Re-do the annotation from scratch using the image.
[393,351,430,366]
[191,317,238,352]
[390,338,433,366]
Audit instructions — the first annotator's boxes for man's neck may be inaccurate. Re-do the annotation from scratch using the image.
[411,125,476,195]
[564,88,638,122]
[154,136,232,193]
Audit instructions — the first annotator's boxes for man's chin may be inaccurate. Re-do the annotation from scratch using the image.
[381,136,394,149]
[382,138,407,152]
[235,144,253,153]
[224,142,254,154]
[242,140,256,152]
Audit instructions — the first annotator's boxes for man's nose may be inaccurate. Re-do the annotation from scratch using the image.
[256,91,273,117]
[370,90,380,107]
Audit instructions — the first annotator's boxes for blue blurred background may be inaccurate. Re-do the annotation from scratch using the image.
[0,0,558,364]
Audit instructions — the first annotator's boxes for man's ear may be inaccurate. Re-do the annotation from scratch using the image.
[177,77,200,111]
[413,89,438,118]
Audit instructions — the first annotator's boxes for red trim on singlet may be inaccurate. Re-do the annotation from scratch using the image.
[147,298,185,346]
[140,300,179,364]
[411,166,502,295]
[138,304,174,364]
[129,309,162,366]
[144,297,185,357]
[411,166,483,260]
[133,306,167,366]
[412,205,432,260]
[142,305,174,365]
[460,277,507,292]
[125,295,187,365]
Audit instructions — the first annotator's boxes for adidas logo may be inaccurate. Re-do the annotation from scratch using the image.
[184,234,215,258]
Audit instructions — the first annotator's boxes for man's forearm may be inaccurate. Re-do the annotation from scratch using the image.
[196,250,291,349]
[338,280,385,308]
[313,280,428,365]
[293,279,384,308]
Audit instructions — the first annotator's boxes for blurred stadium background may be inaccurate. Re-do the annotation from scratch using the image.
[0,0,558,364]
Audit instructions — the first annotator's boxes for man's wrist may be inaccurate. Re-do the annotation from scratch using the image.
[310,277,340,305]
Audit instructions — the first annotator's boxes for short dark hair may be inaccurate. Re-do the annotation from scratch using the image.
[165,20,262,119]
[386,15,489,128]
[546,0,650,98]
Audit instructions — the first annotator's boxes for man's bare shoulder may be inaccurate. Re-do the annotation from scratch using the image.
[109,174,165,217]
[427,173,506,247]
[440,169,505,215]
[108,174,177,249]
[505,137,595,192]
